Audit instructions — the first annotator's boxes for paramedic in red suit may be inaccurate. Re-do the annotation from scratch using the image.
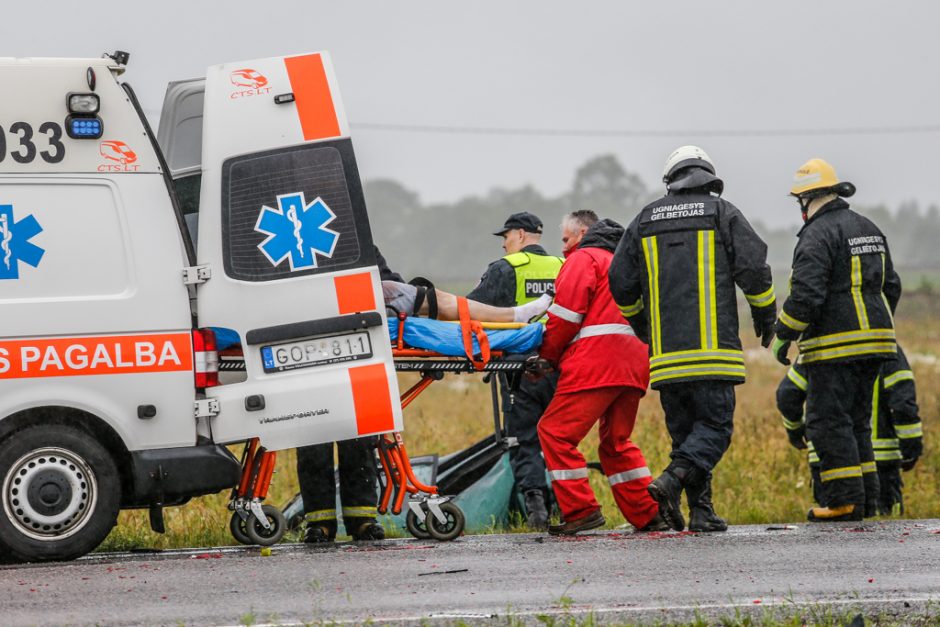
[534,213,668,535]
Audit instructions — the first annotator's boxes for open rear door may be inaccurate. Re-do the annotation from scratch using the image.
[196,52,401,451]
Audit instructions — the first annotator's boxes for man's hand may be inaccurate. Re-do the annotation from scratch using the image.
[786,425,808,450]
[524,355,554,382]
[771,337,792,366]
[752,306,776,348]
[899,435,923,472]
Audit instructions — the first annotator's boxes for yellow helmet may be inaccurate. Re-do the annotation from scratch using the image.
[790,158,855,198]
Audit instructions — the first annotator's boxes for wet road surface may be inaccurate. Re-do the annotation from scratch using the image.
[1,520,938,625]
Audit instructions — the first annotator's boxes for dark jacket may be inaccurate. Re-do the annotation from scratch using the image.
[609,190,775,388]
[467,244,556,307]
[374,246,403,283]
[774,198,902,364]
[776,346,920,463]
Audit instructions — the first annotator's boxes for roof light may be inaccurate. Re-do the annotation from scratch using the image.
[68,93,100,115]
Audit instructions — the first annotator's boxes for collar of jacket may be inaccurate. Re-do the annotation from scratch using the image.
[578,218,625,253]
[797,197,849,236]
[521,243,549,256]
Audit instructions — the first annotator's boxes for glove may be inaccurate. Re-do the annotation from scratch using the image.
[751,306,776,348]
[524,355,554,382]
[771,337,792,366]
[786,425,808,450]
[899,436,923,472]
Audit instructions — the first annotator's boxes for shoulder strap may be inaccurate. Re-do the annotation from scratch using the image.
[503,252,530,267]
[457,297,491,371]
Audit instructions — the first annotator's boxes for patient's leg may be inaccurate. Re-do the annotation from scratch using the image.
[382,281,551,322]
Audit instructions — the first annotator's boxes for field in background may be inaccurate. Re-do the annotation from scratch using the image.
[99,293,940,551]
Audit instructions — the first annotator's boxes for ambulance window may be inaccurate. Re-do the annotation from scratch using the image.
[220,139,375,282]
[174,173,201,217]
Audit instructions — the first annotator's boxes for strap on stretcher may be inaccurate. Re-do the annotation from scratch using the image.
[457,297,491,371]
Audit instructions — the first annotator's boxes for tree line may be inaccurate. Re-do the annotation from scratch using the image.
[365,154,939,285]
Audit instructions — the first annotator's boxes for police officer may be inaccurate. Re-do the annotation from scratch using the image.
[776,345,923,516]
[467,212,563,529]
[609,146,776,532]
[772,158,902,522]
[296,245,401,542]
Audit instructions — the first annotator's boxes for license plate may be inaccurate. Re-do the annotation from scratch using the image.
[260,331,373,373]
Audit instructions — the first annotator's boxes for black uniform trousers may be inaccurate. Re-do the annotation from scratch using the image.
[296,437,379,533]
[659,381,736,472]
[804,360,881,509]
[502,372,557,494]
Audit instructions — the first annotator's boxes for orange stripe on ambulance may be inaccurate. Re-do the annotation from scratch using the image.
[0,333,194,379]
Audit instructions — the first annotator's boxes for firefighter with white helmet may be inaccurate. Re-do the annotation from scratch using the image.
[772,158,902,521]
[609,145,776,532]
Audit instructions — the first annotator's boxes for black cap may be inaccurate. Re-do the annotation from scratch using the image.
[493,212,543,236]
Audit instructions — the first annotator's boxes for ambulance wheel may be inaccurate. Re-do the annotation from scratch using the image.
[229,512,251,545]
[245,504,286,546]
[0,424,120,562]
[425,502,465,542]
[405,509,431,539]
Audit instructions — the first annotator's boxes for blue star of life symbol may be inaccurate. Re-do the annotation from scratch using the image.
[254,192,340,271]
[0,204,44,280]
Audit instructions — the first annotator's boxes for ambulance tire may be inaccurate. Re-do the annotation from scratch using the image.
[405,508,431,539]
[244,504,286,546]
[0,424,120,562]
[229,512,252,545]
[425,502,465,541]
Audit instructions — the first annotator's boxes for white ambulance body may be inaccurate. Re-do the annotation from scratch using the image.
[0,52,402,562]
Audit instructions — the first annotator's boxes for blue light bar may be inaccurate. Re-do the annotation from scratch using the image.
[66,115,103,139]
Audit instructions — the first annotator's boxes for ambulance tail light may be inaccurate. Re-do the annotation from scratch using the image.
[193,328,220,388]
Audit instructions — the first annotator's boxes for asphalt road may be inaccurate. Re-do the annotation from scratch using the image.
[1,520,938,626]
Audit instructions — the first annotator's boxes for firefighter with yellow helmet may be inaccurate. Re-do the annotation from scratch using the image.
[773,158,902,521]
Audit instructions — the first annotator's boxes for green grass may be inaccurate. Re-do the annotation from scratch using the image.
[99,302,940,551]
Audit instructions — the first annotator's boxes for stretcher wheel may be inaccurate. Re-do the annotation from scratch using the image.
[405,509,431,539]
[425,502,465,541]
[229,512,251,545]
[245,505,287,546]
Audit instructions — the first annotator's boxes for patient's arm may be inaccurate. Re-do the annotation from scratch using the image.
[383,281,551,323]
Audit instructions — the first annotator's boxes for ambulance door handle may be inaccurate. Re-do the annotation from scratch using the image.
[246,312,383,346]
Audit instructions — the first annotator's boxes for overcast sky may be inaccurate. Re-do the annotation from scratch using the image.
[7,1,939,227]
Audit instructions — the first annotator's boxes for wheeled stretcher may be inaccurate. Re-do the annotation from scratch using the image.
[223,299,542,544]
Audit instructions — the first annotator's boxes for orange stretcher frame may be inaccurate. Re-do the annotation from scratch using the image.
[231,299,525,518]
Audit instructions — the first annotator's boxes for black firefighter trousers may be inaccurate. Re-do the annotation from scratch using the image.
[804,360,881,510]
[502,372,558,494]
[296,436,379,535]
[659,381,736,472]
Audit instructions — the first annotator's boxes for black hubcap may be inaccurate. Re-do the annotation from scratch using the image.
[27,470,73,516]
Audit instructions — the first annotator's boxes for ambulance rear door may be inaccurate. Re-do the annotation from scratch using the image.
[196,52,401,451]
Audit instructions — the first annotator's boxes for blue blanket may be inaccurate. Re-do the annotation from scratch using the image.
[388,318,543,356]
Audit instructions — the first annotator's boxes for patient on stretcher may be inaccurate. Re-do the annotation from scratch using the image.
[382,280,552,323]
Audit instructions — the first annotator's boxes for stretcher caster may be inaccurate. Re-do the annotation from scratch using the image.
[229,512,251,545]
[245,504,287,546]
[425,501,465,541]
[405,509,431,539]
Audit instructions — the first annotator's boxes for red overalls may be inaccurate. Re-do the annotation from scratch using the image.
[537,243,658,528]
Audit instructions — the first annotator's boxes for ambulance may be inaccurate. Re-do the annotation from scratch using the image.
[0,51,402,561]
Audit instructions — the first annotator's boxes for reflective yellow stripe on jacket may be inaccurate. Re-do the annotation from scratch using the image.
[642,236,662,356]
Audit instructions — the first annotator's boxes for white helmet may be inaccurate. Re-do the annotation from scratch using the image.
[662,145,716,183]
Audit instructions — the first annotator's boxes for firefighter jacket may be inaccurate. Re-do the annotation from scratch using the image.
[775,347,921,464]
[467,244,563,307]
[540,219,649,396]
[609,191,775,389]
[774,198,902,364]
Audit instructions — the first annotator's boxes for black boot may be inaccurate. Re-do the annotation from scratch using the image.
[524,489,549,530]
[303,521,336,543]
[647,460,693,531]
[350,519,386,541]
[685,472,727,532]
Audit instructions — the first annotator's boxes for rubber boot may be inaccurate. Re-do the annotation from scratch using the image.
[686,473,727,532]
[349,519,386,541]
[303,520,336,543]
[547,509,605,536]
[807,504,863,522]
[636,512,671,532]
[647,460,693,531]
[524,489,549,530]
